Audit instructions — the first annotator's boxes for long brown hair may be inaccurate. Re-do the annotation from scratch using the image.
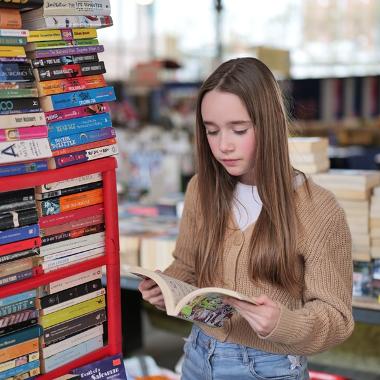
[195,57,302,294]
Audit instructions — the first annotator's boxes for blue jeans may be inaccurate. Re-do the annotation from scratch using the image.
[181,326,309,380]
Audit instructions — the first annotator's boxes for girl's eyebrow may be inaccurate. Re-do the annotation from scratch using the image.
[203,120,252,126]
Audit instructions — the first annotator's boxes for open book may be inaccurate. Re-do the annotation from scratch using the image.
[123,265,257,328]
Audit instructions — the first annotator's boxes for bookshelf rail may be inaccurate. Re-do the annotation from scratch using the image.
[0,157,122,380]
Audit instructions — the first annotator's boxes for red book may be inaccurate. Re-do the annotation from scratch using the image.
[0,237,41,256]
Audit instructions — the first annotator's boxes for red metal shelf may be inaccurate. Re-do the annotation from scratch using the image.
[0,157,122,379]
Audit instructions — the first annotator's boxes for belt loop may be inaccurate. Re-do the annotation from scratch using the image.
[192,326,201,348]
[241,345,250,366]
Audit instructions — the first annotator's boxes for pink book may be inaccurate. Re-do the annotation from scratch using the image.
[0,126,48,142]
[45,103,111,123]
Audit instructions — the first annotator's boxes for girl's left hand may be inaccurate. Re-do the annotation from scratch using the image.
[224,294,281,337]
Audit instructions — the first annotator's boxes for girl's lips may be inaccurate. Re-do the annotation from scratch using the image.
[221,159,240,166]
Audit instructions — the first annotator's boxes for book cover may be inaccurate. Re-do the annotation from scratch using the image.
[0,62,34,82]
[28,28,97,42]
[0,289,36,308]
[124,265,257,328]
[0,80,34,88]
[0,317,38,337]
[0,208,38,231]
[0,268,34,286]
[36,180,102,200]
[43,0,111,16]
[0,338,38,364]
[0,247,39,265]
[32,53,99,68]
[0,87,38,98]
[0,125,48,142]
[0,237,41,256]
[0,256,35,278]
[0,45,25,58]
[0,308,38,328]
[0,325,42,350]
[0,138,52,164]
[49,126,115,151]
[52,137,115,157]
[37,74,106,96]
[0,160,48,177]
[45,102,110,123]
[0,112,46,129]
[42,308,106,346]
[0,97,41,115]
[0,187,34,205]
[0,35,27,46]
[26,44,104,59]
[40,85,116,111]
[71,353,127,380]
[0,28,28,37]
[0,224,39,245]
[26,38,99,52]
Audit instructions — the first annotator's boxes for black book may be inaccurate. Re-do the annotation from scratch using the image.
[0,317,38,337]
[0,97,42,115]
[0,188,34,205]
[39,279,103,309]
[0,208,38,231]
[0,63,34,83]
[32,53,99,68]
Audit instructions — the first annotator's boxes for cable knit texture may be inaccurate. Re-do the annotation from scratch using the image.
[164,175,354,355]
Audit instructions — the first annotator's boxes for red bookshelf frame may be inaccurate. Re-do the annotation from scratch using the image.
[0,157,122,379]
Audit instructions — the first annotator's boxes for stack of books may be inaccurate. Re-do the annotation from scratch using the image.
[312,169,380,261]
[288,137,330,174]
[21,0,117,170]
[370,187,380,260]
[0,1,52,177]
[37,266,106,374]
[36,174,105,273]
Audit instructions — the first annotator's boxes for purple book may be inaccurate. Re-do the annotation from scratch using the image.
[29,45,105,59]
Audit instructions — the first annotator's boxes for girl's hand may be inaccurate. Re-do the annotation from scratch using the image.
[224,294,280,337]
[138,277,166,311]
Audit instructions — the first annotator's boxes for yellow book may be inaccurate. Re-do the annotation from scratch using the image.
[28,28,97,42]
[0,45,25,57]
[38,295,106,328]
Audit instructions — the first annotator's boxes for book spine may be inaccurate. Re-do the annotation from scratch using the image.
[36,180,102,200]
[41,335,103,373]
[0,256,34,277]
[0,352,39,373]
[0,318,38,338]
[0,57,28,64]
[32,53,99,68]
[41,85,115,111]
[52,137,115,157]
[0,112,46,128]
[0,237,41,256]
[0,36,27,46]
[0,248,39,265]
[39,204,104,228]
[0,63,33,82]
[0,187,34,203]
[0,268,34,286]
[28,44,104,59]
[42,324,103,359]
[50,143,118,168]
[49,126,115,150]
[0,359,39,379]
[27,28,97,42]
[0,28,28,38]
[39,295,106,328]
[0,125,48,142]
[0,289,36,307]
[36,61,105,82]
[36,188,103,216]
[0,80,34,88]
[0,199,35,213]
[0,338,39,364]
[0,224,39,245]
[45,102,110,123]
[42,308,106,346]
[0,138,52,164]
[0,88,38,98]
[0,46,25,58]
[0,325,42,350]
[41,223,104,246]
[37,172,102,193]
[0,98,41,115]
[42,15,112,29]
[37,74,106,96]
[0,298,35,317]
[43,0,111,16]
[48,112,111,138]
[0,208,38,230]
[0,9,22,29]
[0,160,48,177]
[0,309,38,328]
[26,38,99,52]
[39,278,102,309]
[10,366,41,379]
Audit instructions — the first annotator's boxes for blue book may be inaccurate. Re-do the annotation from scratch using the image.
[49,127,116,151]
[42,335,103,373]
[71,353,127,379]
[0,325,42,350]
[0,297,35,317]
[0,289,36,307]
[0,160,48,177]
[48,113,112,138]
[41,86,116,111]
[0,359,39,380]
[0,224,39,245]
[0,269,34,286]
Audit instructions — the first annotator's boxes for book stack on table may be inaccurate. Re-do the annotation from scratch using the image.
[21,0,118,171]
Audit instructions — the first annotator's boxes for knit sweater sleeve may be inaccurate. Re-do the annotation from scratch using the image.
[163,176,198,286]
[259,207,354,354]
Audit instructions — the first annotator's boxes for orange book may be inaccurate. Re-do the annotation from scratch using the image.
[0,338,38,363]
[52,138,116,156]
[0,8,22,29]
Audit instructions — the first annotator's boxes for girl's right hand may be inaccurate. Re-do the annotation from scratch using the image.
[138,278,166,311]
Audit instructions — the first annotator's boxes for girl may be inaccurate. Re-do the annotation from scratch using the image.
[139,57,354,380]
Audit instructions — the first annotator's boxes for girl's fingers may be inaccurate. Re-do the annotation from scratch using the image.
[138,279,157,291]
[142,286,162,300]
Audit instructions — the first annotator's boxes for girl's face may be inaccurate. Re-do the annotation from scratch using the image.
[201,90,256,185]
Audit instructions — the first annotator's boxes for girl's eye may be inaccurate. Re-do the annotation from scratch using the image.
[234,129,248,135]
[206,130,218,136]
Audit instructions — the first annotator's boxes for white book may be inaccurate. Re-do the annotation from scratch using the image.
[42,242,105,262]
[0,112,46,129]
[312,170,380,189]
[41,288,106,316]
[40,231,105,256]
[42,324,103,359]
[43,253,104,273]
[44,267,102,295]
[290,151,328,165]
[36,173,102,193]
[288,137,328,153]
[0,29,28,38]
[0,138,52,164]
